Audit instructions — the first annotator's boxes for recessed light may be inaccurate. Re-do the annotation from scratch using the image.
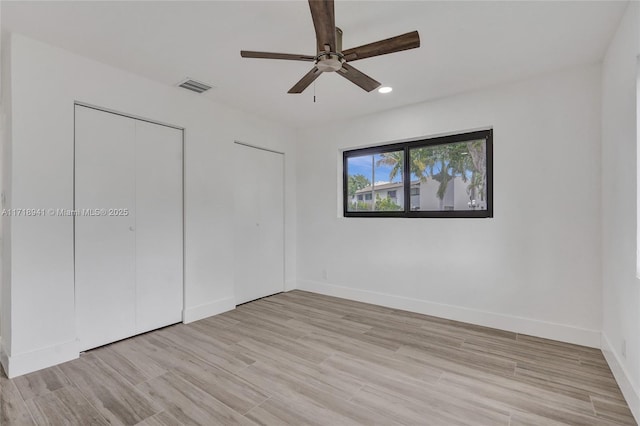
[378,86,393,94]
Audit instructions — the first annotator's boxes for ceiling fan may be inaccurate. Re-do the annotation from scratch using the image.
[240,0,420,94]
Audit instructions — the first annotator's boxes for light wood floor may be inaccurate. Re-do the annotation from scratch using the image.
[1,290,636,425]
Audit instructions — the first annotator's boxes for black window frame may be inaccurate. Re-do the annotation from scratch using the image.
[343,129,493,218]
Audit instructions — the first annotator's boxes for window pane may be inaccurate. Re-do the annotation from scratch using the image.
[409,139,487,211]
[346,151,404,212]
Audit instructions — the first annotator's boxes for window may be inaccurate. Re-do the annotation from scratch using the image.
[345,149,404,212]
[343,129,493,218]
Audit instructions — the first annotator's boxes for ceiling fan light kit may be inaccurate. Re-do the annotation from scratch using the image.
[240,0,420,94]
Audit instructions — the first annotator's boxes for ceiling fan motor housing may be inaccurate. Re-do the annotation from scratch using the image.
[316,54,344,72]
[315,27,344,72]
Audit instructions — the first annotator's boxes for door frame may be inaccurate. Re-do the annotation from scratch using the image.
[73,102,186,333]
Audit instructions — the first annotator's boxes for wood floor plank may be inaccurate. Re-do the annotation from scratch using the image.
[320,353,443,403]
[24,387,109,426]
[396,341,518,378]
[439,371,609,425]
[230,325,330,365]
[509,410,574,426]
[517,360,620,390]
[92,346,159,387]
[1,290,636,426]
[517,334,603,359]
[58,354,160,425]
[223,309,307,341]
[188,319,246,346]
[244,392,386,426]
[1,374,35,425]
[136,331,253,374]
[244,351,364,401]
[137,372,256,425]
[105,337,169,381]
[515,364,626,403]
[513,366,596,403]
[170,356,270,415]
[363,322,465,349]
[297,329,398,361]
[462,336,582,366]
[238,300,297,323]
[261,298,345,322]
[13,366,72,402]
[198,313,241,330]
[236,359,358,403]
[273,293,389,323]
[283,316,372,339]
[241,374,402,426]
[244,397,323,426]
[135,411,182,426]
[350,384,509,426]
[158,325,257,372]
[591,395,638,425]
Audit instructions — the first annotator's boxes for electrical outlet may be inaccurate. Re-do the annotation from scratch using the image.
[622,339,627,359]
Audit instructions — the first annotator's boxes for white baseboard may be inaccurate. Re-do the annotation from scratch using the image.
[2,340,79,378]
[297,280,601,348]
[602,333,640,423]
[183,296,235,324]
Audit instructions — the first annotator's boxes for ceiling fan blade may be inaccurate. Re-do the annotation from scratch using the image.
[309,0,336,53]
[336,63,381,92]
[240,51,315,61]
[342,31,420,62]
[288,67,322,94]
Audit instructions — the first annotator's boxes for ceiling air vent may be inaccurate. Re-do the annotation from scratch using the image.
[177,78,213,94]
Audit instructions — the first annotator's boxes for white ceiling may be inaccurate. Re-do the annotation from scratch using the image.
[1,1,628,127]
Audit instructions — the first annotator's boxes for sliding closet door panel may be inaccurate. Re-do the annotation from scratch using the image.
[134,121,183,332]
[234,144,261,305]
[234,144,284,305]
[257,148,284,298]
[75,105,136,351]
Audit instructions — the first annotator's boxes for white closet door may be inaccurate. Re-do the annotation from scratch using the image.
[234,144,284,305]
[134,120,183,332]
[75,106,137,350]
[75,106,183,351]
[234,144,261,304]
[257,148,284,298]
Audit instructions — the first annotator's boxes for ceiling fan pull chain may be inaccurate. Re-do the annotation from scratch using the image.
[314,81,316,103]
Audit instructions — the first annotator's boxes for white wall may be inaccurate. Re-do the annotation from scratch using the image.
[297,63,603,348]
[0,34,297,377]
[601,1,640,421]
